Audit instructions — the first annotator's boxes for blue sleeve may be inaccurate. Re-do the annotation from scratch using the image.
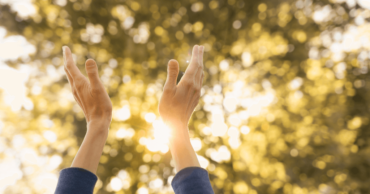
[171,167,214,194]
[55,167,98,194]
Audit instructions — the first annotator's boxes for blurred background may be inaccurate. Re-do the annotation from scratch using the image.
[0,0,370,193]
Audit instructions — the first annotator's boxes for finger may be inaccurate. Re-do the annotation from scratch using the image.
[85,59,103,89]
[194,46,204,84]
[65,67,85,111]
[199,72,204,87]
[194,68,202,89]
[63,57,89,121]
[194,47,204,87]
[64,67,74,86]
[186,91,200,118]
[164,59,179,89]
[63,46,84,79]
[182,45,199,80]
[192,94,200,109]
[198,46,204,68]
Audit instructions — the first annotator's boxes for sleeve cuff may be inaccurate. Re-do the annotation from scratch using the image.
[171,167,214,194]
[55,167,98,194]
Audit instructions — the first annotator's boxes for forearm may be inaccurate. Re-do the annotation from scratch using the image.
[169,126,200,172]
[71,121,109,174]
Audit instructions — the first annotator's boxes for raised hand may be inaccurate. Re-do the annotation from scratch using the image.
[63,46,112,126]
[62,46,112,173]
[158,45,204,172]
[159,45,204,131]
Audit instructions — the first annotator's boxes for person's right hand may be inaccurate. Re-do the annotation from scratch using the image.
[63,46,112,173]
[159,45,204,133]
[63,46,112,129]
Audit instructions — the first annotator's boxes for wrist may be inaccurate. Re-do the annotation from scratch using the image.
[87,120,110,134]
[169,135,192,151]
[167,129,200,172]
[72,121,109,174]
[167,124,189,141]
[164,120,187,131]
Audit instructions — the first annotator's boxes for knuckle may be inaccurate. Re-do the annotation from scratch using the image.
[104,107,113,116]
[88,71,97,76]
[168,65,177,72]
[163,86,173,93]
[72,89,78,96]
[183,79,193,87]
[187,72,195,77]
[91,87,100,94]
[66,62,73,69]
[73,75,80,81]
[86,61,96,68]
[168,72,177,78]
[75,82,84,90]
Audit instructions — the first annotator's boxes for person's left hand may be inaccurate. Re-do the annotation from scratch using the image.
[159,45,204,133]
[158,45,204,172]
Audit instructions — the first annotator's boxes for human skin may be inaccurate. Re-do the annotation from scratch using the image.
[159,45,205,172]
[62,46,112,174]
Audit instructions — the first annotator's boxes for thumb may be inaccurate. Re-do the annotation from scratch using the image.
[85,59,102,88]
[164,59,179,89]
